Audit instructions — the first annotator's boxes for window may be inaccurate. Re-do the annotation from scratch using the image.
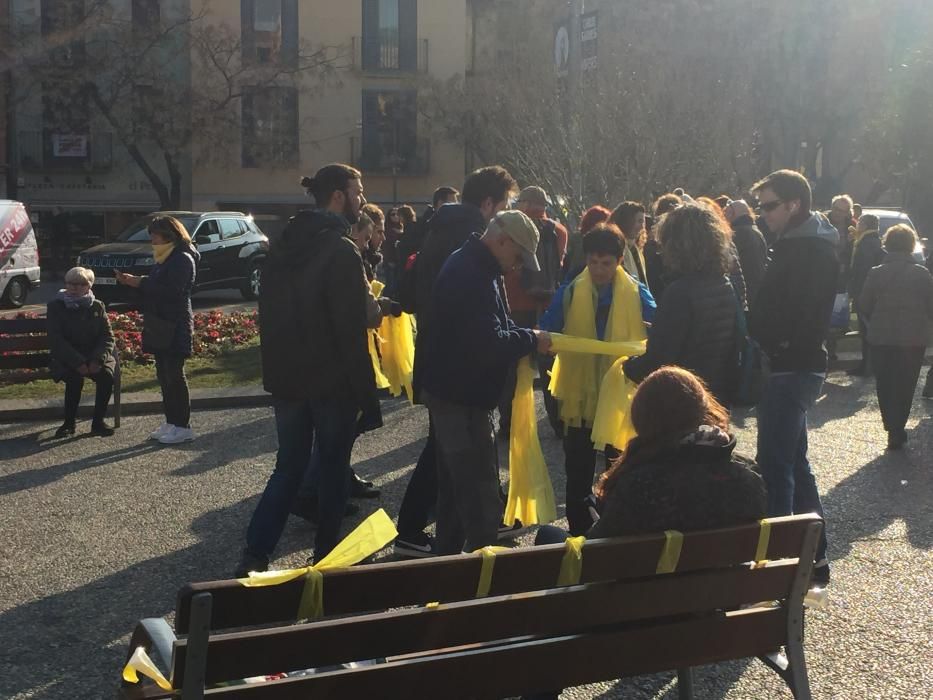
[361,89,420,173]
[219,219,244,240]
[241,86,299,167]
[42,83,90,166]
[41,0,86,66]
[241,0,298,66]
[362,0,417,71]
[132,0,161,32]
[194,220,222,244]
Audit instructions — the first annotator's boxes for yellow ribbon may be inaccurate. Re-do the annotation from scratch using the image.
[122,646,173,691]
[378,312,416,402]
[754,518,772,568]
[505,356,557,525]
[474,545,508,598]
[367,280,391,389]
[656,530,684,574]
[557,536,586,586]
[238,509,398,620]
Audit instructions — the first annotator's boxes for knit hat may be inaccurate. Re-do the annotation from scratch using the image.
[723,199,752,223]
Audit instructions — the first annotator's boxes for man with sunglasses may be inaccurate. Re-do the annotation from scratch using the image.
[748,169,839,589]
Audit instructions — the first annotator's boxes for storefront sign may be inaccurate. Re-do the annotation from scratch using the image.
[52,134,89,157]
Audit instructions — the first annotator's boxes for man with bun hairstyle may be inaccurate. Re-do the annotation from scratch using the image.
[237,163,378,574]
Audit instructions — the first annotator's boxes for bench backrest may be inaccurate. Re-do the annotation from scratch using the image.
[0,318,51,371]
[162,514,821,695]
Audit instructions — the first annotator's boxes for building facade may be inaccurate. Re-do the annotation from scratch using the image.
[190,0,468,234]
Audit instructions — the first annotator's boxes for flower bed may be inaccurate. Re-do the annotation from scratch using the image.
[2,309,259,367]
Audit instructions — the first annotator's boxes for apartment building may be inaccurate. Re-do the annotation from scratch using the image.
[191,1,468,232]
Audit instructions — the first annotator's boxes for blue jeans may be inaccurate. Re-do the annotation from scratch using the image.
[756,372,828,563]
[246,396,358,563]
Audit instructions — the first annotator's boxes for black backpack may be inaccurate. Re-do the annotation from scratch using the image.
[520,219,561,299]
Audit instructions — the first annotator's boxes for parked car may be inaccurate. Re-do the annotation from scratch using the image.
[860,208,927,264]
[0,200,41,308]
[77,211,269,304]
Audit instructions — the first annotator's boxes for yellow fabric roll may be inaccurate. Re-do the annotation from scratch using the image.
[589,355,640,451]
[379,312,416,402]
[505,356,557,525]
[367,279,390,390]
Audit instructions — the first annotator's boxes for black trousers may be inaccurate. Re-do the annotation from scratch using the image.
[563,426,618,535]
[872,345,925,436]
[63,370,113,425]
[155,352,190,428]
[397,414,437,538]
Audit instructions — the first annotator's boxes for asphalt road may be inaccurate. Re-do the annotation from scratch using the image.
[16,279,256,316]
[0,371,931,698]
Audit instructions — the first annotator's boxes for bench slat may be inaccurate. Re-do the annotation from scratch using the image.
[202,607,786,699]
[176,562,797,687]
[0,335,50,351]
[176,514,818,634]
[0,318,47,333]
[0,353,52,370]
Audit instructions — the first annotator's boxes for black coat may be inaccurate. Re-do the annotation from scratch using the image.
[258,209,379,421]
[730,216,769,306]
[848,231,885,306]
[140,244,199,356]
[624,273,738,405]
[46,298,116,380]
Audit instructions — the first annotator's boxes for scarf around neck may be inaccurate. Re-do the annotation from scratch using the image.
[58,289,95,310]
[153,242,175,264]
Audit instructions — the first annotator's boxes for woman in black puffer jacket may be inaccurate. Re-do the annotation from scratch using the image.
[624,203,739,405]
[116,215,200,444]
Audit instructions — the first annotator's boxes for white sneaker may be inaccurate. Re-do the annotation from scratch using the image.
[149,423,172,441]
[158,425,195,444]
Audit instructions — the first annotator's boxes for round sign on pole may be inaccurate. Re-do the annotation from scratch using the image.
[554,24,570,76]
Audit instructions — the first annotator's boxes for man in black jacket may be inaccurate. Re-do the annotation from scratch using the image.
[419,210,551,554]
[394,167,517,558]
[847,214,885,376]
[749,170,839,587]
[237,164,377,574]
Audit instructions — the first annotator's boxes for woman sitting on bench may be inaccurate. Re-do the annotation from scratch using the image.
[47,266,117,438]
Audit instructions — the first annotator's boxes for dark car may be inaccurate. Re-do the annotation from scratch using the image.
[77,211,269,303]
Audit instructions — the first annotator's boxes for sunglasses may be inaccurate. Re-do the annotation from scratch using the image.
[756,199,784,213]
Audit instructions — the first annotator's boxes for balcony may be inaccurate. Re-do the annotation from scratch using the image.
[351,36,429,74]
[350,136,430,176]
[17,131,113,171]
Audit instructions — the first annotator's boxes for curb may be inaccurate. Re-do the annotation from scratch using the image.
[0,387,272,423]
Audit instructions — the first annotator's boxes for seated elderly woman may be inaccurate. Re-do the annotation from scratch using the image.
[46,266,117,437]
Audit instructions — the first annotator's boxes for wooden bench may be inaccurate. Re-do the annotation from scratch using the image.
[0,316,121,426]
[120,513,822,700]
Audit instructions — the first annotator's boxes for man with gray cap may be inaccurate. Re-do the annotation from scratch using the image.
[417,210,552,554]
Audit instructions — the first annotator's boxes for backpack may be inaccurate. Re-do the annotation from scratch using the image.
[520,219,561,299]
[729,282,769,406]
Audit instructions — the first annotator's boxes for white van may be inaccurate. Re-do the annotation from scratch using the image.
[0,200,41,308]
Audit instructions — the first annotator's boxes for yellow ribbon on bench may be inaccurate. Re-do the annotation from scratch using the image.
[505,356,557,525]
[238,509,398,620]
[557,536,586,586]
[122,646,173,691]
[656,530,684,574]
[753,518,772,568]
[474,545,509,598]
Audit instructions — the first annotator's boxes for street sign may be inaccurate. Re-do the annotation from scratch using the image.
[581,11,598,73]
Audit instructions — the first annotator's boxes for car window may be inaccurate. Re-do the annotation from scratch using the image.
[219,218,243,241]
[194,220,222,244]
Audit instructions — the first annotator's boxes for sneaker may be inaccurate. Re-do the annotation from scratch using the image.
[54,422,76,438]
[90,421,115,437]
[498,520,532,541]
[158,425,195,444]
[234,550,269,578]
[149,422,172,440]
[394,532,436,558]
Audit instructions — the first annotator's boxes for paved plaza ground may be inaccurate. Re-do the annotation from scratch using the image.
[0,370,930,698]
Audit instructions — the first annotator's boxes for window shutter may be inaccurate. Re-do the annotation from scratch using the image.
[241,0,256,64]
[281,0,299,67]
[241,89,255,167]
[398,0,418,72]
[361,90,381,168]
[283,87,299,165]
[361,0,380,70]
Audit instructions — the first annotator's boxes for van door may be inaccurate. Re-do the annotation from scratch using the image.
[0,201,40,306]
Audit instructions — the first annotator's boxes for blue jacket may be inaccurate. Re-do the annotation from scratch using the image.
[140,244,199,356]
[416,234,537,409]
[539,273,656,338]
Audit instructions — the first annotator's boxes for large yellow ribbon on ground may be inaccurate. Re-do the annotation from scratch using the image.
[548,268,647,442]
[506,357,557,525]
[237,509,397,620]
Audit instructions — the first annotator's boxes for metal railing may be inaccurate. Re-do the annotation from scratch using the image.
[352,36,429,74]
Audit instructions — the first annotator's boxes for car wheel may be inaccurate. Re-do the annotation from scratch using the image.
[1,276,29,308]
[240,259,262,301]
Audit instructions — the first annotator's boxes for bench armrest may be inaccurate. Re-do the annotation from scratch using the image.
[123,618,176,685]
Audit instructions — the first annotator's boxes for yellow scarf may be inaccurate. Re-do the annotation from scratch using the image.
[368,281,390,390]
[548,267,646,433]
[152,242,175,264]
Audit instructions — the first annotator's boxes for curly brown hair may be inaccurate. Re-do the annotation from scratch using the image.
[657,203,731,277]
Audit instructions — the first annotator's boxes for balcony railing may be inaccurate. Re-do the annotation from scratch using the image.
[351,36,429,74]
[350,135,430,176]
[17,130,113,171]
